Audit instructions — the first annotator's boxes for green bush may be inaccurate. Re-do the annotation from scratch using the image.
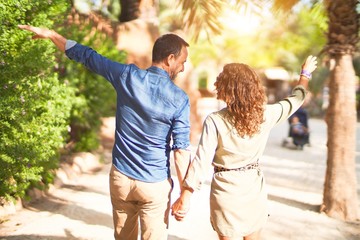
[0,0,72,202]
[0,1,127,202]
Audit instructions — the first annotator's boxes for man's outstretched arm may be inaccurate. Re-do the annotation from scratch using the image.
[18,25,67,52]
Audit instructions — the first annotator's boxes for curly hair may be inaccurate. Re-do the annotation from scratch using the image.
[215,63,266,137]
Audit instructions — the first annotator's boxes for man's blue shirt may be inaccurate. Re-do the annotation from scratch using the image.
[65,42,190,182]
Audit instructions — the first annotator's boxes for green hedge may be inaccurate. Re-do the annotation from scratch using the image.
[0,1,126,202]
[0,0,72,201]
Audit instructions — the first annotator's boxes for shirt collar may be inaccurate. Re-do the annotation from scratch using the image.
[147,66,170,78]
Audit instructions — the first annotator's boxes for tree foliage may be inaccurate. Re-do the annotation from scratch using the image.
[0,1,127,202]
[185,2,326,75]
[56,9,127,151]
[0,0,72,201]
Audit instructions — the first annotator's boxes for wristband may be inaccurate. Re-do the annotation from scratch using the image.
[300,69,312,79]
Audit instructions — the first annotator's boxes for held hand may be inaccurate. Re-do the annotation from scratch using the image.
[301,55,318,74]
[18,25,53,39]
[171,194,191,221]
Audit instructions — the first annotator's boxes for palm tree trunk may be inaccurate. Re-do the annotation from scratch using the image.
[119,0,141,22]
[322,54,359,221]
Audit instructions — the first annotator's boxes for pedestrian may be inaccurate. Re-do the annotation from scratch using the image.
[289,114,309,150]
[18,25,192,240]
[171,56,317,240]
[282,99,311,150]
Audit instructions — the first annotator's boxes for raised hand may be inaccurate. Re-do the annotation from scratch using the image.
[18,25,53,39]
[302,55,318,74]
[18,25,67,52]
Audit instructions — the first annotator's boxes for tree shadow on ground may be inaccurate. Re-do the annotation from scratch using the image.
[0,229,86,240]
[0,236,70,240]
[168,235,189,240]
[61,183,109,196]
[24,194,113,228]
[268,194,320,212]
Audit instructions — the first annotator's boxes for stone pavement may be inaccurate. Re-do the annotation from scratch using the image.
[0,118,359,240]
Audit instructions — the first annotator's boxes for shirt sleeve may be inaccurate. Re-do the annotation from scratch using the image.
[171,97,190,150]
[267,85,307,126]
[183,115,218,191]
[65,42,127,87]
[65,40,77,50]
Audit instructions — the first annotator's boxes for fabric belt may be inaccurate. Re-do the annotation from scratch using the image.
[214,161,260,173]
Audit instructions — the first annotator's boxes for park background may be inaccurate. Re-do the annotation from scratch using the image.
[1,0,359,235]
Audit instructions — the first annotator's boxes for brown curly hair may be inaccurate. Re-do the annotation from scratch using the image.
[215,63,266,137]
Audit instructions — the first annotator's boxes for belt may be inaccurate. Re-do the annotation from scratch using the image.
[214,162,260,173]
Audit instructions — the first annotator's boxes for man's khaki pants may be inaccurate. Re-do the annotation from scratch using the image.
[109,165,173,240]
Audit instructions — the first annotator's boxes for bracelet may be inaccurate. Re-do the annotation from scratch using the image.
[300,69,312,79]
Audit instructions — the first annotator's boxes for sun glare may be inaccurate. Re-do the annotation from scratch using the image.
[220,5,271,36]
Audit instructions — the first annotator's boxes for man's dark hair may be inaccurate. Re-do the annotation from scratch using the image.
[152,34,189,63]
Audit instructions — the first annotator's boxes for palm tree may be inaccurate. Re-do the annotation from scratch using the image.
[119,0,141,21]
[179,0,359,221]
[320,0,359,221]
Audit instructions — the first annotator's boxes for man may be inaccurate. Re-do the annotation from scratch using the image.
[18,25,191,240]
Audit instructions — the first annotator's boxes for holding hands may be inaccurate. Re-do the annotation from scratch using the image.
[171,188,192,221]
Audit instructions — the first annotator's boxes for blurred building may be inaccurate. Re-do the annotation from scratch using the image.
[259,67,292,103]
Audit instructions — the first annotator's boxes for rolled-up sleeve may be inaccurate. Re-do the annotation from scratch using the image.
[65,39,77,50]
[172,97,190,150]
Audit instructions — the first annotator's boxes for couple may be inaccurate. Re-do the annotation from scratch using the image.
[18,25,317,240]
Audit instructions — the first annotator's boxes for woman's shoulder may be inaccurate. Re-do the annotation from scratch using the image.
[204,108,233,130]
[208,108,228,120]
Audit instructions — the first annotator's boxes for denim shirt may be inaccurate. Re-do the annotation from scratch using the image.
[65,41,190,182]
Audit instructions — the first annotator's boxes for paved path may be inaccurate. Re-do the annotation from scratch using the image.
[0,119,359,239]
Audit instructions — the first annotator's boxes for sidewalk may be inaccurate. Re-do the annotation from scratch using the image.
[0,119,359,239]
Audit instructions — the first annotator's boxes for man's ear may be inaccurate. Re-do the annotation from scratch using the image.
[165,54,175,66]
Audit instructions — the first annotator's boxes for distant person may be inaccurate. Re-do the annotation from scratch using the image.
[290,115,307,135]
[289,115,309,150]
[282,105,310,150]
[171,56,317,240]
[291,105,309,130]
[19,24,191,240]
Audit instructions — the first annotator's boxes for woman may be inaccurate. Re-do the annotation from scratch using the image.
[171,56,317,240]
